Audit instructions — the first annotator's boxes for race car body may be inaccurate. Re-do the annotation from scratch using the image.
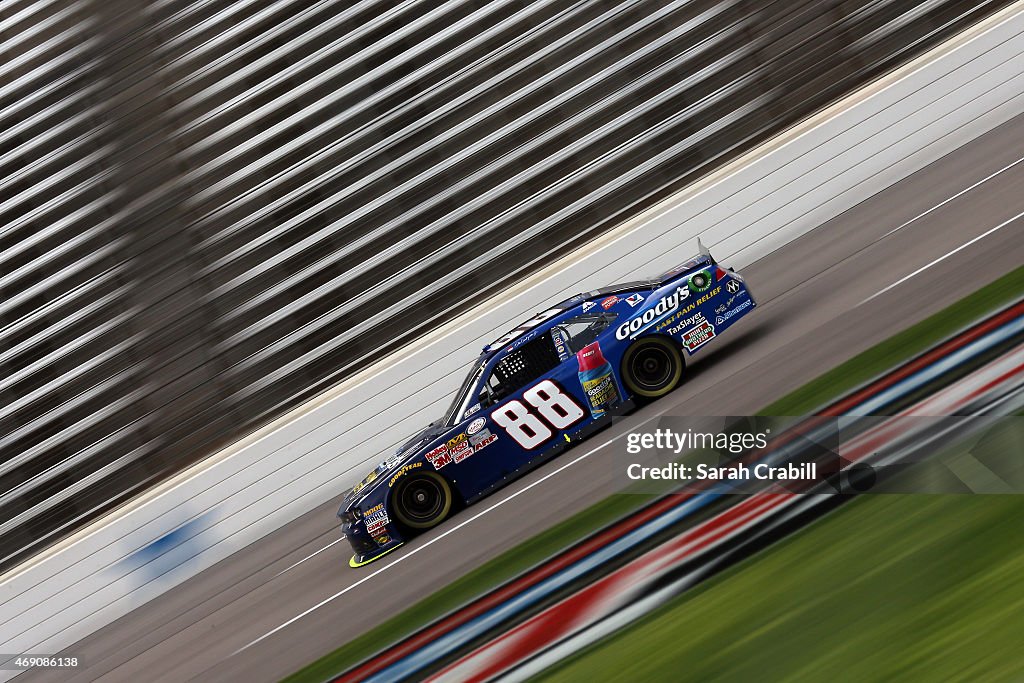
[339,244,756,566]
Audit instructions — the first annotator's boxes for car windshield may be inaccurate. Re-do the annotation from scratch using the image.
[442,357,488,427]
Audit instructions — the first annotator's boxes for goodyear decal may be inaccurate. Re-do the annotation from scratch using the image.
[388,461,423,487]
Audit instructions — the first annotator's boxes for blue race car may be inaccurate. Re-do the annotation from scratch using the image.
[339,242,756,566]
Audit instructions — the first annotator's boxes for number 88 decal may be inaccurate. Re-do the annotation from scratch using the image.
[491,379,586,449]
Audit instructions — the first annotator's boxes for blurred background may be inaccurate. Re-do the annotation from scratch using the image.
[4,1,1024,681]
[1,0,1011,572]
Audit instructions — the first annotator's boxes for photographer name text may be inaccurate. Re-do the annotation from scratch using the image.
[626,462,816,481]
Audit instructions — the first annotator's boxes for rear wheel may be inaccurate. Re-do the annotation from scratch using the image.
[391,471,453,530]
[621,336,684,399]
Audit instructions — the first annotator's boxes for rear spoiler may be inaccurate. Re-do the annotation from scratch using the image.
[698,237,716,264]
[655,237,717,285]
[582,239,720,300]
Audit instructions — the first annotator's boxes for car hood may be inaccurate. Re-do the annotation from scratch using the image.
[338,421,446,515]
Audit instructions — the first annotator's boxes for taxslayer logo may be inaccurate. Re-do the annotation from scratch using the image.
[615,287,690,340]
[668,312,706,336]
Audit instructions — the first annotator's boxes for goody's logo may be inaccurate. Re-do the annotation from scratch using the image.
[585,376,613,397]
[615,287,690,340]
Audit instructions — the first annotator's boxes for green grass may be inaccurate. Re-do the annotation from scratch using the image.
[538,495,1024,683]
[284,264,1024,682]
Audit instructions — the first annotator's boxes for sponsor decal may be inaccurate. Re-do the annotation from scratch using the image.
[726,279,741,294]
[615,287,691,340]
[365,507,390,535]
[625,293,645,307]
[505,329,538,353]
[388,461,423,487]
[585,376,613,397]
[468,428,492,446]
[655,311,679,331]
[463,403,481,419]
[552,327,570,361]
[578,341,621,418]
[365,503,384,515]
[471,430,498,452]
[694,286,720,306]
[582,300,597,312]
[682,320,716,351]
[425,444,451,469]
[601,295,620,309]
[351,469,378,494]
[374,534,391,546]
[714,304,727,315]
[715,298,753,325]
[447,433,473,463]
[582,374,621,415]
[688,270,713,294]
[467,417,486,435]
[667,312,707,336]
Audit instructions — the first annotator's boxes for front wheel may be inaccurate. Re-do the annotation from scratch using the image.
[621,336,685,399]
[391,471,454,530]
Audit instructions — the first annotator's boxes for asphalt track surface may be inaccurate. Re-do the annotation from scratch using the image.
[30,112,1024,683]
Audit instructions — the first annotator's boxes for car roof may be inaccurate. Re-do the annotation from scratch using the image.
[482,308,567,357]
[481,279,664,356]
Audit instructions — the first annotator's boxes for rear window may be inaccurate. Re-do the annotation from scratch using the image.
[552,311,617,354]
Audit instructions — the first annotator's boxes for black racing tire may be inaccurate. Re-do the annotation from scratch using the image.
[391,471,454,530]
[621,336,685,399]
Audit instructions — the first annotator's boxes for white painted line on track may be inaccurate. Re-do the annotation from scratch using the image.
[881,155,1024,239]
[861,207,1024,305]
[273,537,348,578]
[233,428,636,655]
